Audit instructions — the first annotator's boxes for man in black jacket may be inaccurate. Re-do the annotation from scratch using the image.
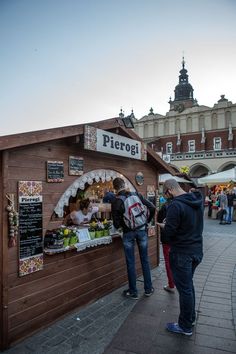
[111,177,155,300]
[157,179,203,336]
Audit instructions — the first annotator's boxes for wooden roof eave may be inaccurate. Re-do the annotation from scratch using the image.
[0,118,121,151]
[0,117,176,176]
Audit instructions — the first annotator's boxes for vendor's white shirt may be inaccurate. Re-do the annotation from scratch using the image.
[70,206,99,225]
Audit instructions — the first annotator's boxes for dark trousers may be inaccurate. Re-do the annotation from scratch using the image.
[169,252,203,330]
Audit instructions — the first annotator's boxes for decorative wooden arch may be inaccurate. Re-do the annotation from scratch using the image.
[54,169,136,217]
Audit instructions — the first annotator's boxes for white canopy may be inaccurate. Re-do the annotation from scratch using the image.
[198,167,236,186]
[159,173,193,184]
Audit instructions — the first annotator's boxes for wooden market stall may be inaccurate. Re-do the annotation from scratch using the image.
[0,117,175,350]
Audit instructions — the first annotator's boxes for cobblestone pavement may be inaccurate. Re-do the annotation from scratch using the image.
[3,218,236,354]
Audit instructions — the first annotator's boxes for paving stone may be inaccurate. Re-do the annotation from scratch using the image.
[202,290,231,300]
[44,333,68,347]
[150,332,194,352]
[197,315,234,329]
[198,307,233,319]
[196,324,236,339]
[200,301,232,311]
[47,342,72,354]
[103,348,129,354]
[207,282,232,289]
[3,346,33,354]
[204,285,232,294]
[201,295,231,305]
[195,333,236,352]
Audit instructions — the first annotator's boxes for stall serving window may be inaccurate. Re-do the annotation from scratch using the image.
[44,170,136,253]
[54,169,135,219]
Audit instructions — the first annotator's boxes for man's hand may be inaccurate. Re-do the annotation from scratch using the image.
[157,222,165,229]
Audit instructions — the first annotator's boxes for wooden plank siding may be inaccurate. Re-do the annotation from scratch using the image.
[1,136,159,349]
[0,151,10,349]
[0,151,3,348]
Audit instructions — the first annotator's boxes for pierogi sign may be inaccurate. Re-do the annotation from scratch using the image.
[84,125,147,161]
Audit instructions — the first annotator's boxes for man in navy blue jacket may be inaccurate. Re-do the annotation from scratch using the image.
[157,179,203,336]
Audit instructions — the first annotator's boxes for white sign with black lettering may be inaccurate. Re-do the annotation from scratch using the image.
[84,125,146,160]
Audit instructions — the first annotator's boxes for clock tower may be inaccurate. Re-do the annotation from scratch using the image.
[169,57,198,112]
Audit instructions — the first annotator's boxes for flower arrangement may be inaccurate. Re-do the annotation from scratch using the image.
[88,221,97,239]
[95,221,104,238]
[58,226,78,247]
[179,166,190,174]
[88,219,112,238]
[102,219,112,236]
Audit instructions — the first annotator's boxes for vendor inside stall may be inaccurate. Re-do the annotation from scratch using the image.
[69,198,99,225]
[63,180,116,226]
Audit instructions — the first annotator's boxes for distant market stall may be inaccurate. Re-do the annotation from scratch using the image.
[159,173,194,184]
[198,167,236,186]
[198,167,236,220]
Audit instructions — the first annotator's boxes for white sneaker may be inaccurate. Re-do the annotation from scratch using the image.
[163,285,175,293]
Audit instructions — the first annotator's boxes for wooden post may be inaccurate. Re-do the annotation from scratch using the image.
[0,151,9,350]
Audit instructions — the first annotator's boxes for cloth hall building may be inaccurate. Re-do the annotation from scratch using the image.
[133,59,236,182]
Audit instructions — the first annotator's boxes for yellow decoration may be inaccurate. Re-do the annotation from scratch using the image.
[63,228,70,236]
[180,166,190,174]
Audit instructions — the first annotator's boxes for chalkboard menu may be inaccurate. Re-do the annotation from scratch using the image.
[47,161,64,182]
[69,156,84,176]
[18,181,43,276]
[19,202,43,258]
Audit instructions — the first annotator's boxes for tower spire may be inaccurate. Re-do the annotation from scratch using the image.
[168,57,198,112]
[182,53,185,69]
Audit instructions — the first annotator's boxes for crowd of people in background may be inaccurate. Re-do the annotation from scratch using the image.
[206,187,236,224]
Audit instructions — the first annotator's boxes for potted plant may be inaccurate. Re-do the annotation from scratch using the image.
[69,228,78,246]
[89,221,97,240]
[95,221,104,238]
[103,219,111,236]
[63,228,71,247]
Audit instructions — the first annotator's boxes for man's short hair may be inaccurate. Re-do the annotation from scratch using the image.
[113,177,125,191]
[163,178,180,193]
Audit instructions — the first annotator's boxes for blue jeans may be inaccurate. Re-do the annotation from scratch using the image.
[227,206,234,223]
[169,252,203,330]
[122,229,153,295]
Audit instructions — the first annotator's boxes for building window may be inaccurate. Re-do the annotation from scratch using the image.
[144,124,148,138]
[175,119,180,133]
[211,113,217,130]
[225,111,231,127]
[164,120,169,135]
[199,115,204,130]
[187,117,192,132]
[213,137,221,150]
[166,142,173,154]
[188,140,195,152]
[154,122,159,136]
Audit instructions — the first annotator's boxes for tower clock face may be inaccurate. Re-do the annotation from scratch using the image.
[174,103,184,113]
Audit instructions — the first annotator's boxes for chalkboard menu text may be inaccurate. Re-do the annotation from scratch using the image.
[19,202,43,258]
[47,161,64,182]
[18,181,43,276]
[69,156,84,176]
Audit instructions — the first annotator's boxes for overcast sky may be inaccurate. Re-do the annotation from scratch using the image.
[1,0,236,136]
